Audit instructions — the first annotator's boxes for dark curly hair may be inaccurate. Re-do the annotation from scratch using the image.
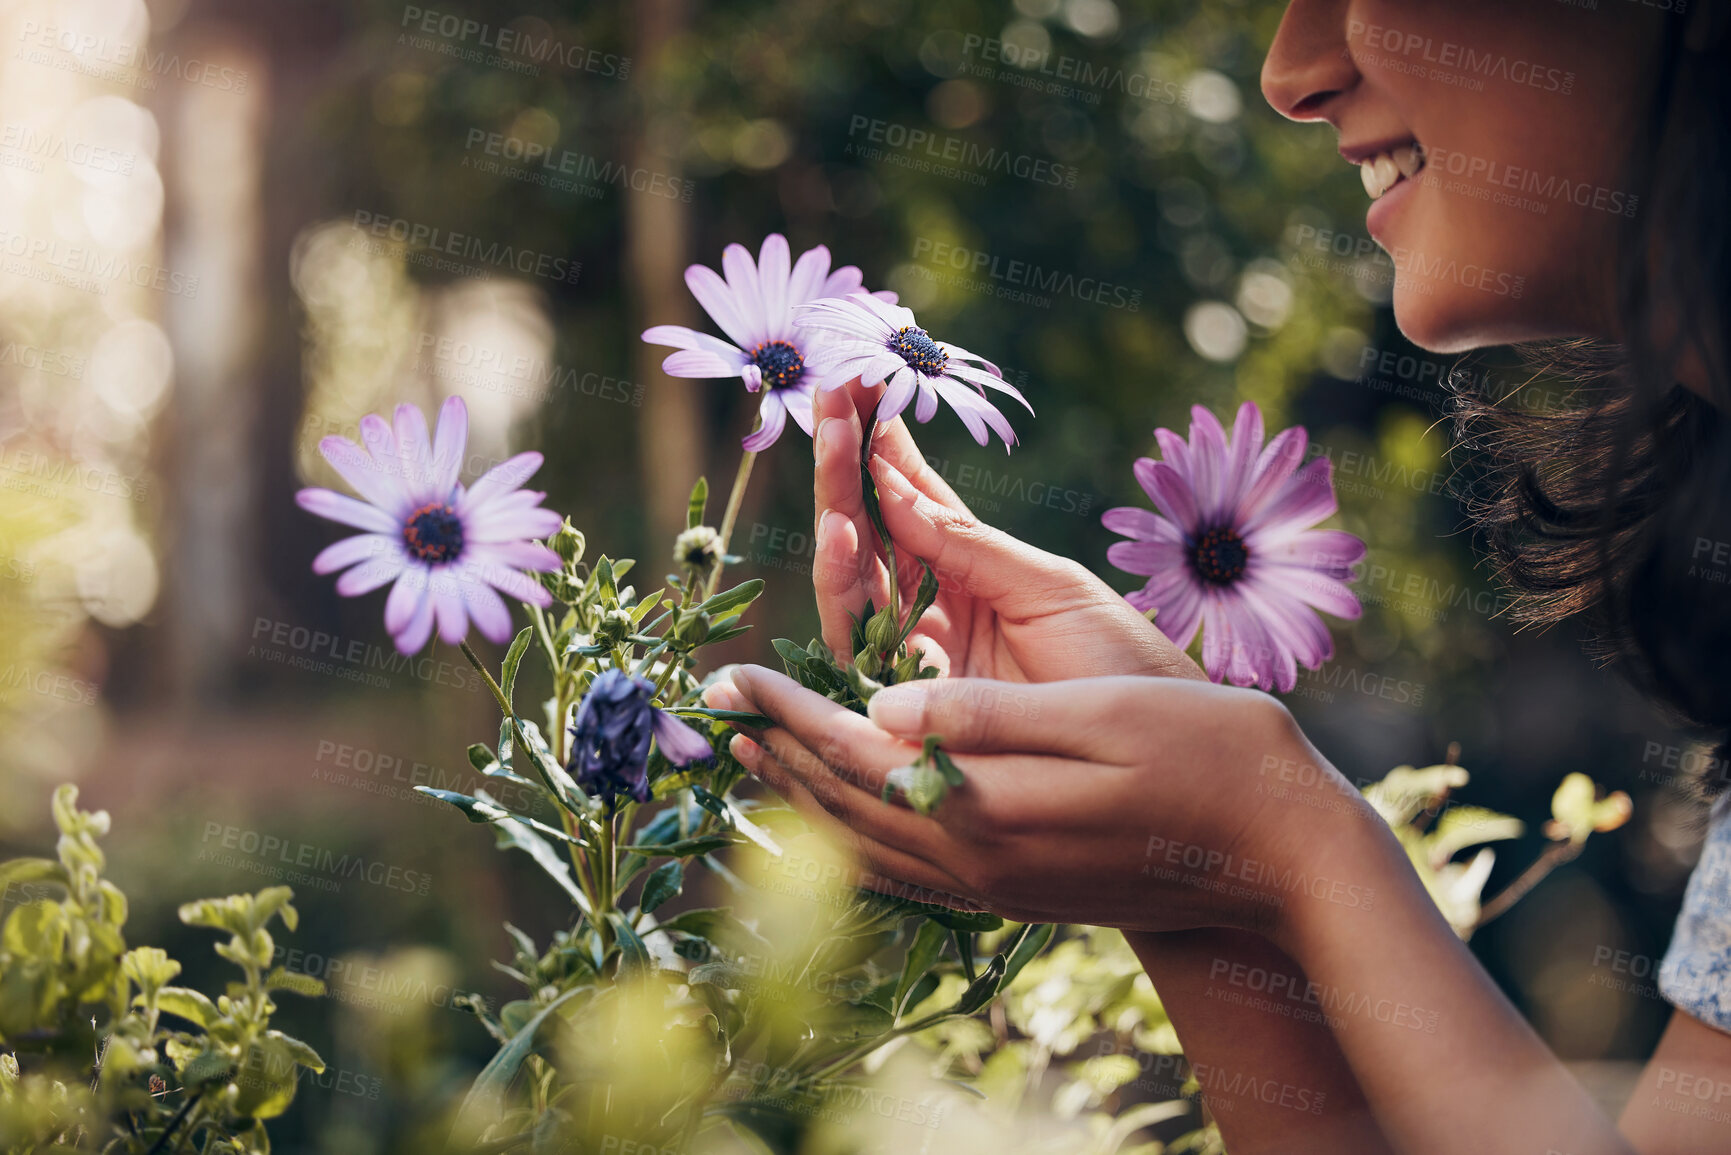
[1448,3,1731,795]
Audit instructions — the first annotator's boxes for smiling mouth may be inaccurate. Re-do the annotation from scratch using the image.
[1359,143,1425,199]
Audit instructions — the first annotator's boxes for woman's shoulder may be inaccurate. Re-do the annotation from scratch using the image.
[1660,796,1731,1032]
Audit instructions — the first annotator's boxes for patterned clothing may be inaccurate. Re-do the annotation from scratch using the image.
[1661,796,1731,1032]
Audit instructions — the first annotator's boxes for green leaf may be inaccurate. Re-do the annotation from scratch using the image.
[688,477,709,529]
[455,986,584,1133]
[639,861,684,915]
[263,967,328,999]
[492,818,593,916]
[1000,923,1054,990]
[416,788,584,849]
[154,987,219,1028]
[0,858,66,893]
[625,834,737,857]
[952,952,1007,1015]
[772,638,810,668]
[692,786,782,856]
[698,578,765,618]
[467,743,498,774]
[608,913,654,976]
[501,627,533,705]
[896,920,948,1017]
[179,1049,236,1087]
[597,557,618,602]
[653,907,775,957]
[265,1028,325,1073]
[663,707,772,727]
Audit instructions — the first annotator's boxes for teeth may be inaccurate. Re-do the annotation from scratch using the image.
[1359,143,1425,199]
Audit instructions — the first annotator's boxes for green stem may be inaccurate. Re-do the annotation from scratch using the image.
[458,641,513,717]
[704,448,757,600]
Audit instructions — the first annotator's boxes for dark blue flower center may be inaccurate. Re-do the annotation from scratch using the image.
[750,340,805,390]
[1189,526,1249,586]
[403,503,465,564]
[888,326,948,376]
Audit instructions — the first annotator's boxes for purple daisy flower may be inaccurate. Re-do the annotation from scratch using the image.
[1103,401,1364,693]
[569,669,715,808]
[642,234,894,452]
[295,396,564,655]
[791,293,1032,450]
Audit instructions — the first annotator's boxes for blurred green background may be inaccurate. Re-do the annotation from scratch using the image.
[0,0,1702,1148]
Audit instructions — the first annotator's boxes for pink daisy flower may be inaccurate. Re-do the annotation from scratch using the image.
[642,233,893,452]
[792,293,1032,450]
[296,396,564,655]
[1103,401,1364,693]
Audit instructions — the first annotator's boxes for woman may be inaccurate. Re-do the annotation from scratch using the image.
[706,2,1731,1151]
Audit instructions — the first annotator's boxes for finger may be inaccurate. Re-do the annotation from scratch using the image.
[870,454,1099,616]
[731,734,982,910]
[725,665,916,794]
[865,674,1153,760]
[813,507,879,660]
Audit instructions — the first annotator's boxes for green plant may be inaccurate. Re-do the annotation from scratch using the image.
[0,786,326,1153]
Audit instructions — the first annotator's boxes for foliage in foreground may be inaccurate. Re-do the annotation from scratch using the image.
[0,787,324,1154]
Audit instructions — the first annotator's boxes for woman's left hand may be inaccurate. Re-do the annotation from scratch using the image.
[705,663,1379,936]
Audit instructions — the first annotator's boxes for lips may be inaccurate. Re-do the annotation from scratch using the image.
[1358,143,1424,200]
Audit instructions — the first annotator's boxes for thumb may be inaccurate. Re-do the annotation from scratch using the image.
[871,456,1086,613]
[867,676,1137,758]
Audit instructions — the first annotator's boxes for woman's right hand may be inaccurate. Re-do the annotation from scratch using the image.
[809,382,1198,685]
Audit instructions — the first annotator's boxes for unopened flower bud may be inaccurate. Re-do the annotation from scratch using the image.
[854,649,883,678]
[674,526,723,571]
[863,607,901,653]
[596,608,634,645]
[551,520,585,565]
[674,610,712,646]
[883,762,947,816]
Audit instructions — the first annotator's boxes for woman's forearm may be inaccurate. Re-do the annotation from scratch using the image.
[1268,792,1632,1154]
[1124,927,1394,1154]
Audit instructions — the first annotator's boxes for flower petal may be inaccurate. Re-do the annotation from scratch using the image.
[297,487,400,535]
[1131,459,1201,534]
[877,369,919,423]
[1101,506,1180,543]
[431,589,469,644]
[914,381,939,424]
[685,263,759,349]
[1106,539,1186,575]
[721,242,769,345]
[651,709,716,767]
[318,435,409,517]
[1264,566,1362,620]
[460,580,514,644]
[1187,405,1230,524]
[334,552,406,596]
[1239,426,1309,519]
[855,351,907,389]
[1154,428,1194,488]
[385,569,427,634]
[780,384,817,436]
[391,579,437,654]
[791,244,835,303]
[313,533,396,575]
[1222,401,1265,514]
[1255,529,1365,580]
[469,541,562,571]
[478,560,555,607]
[743,392,789,451]
[394,403,434,499]
[1241,457,1337,537]
[757,233,792,334]
[429,394,468,501]
[459,452,545,515]
[664,349,752,379]
[467,506,565,544]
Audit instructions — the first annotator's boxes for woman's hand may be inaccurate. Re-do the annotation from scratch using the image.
[809,383,1196,683]
[705,664,1377,936]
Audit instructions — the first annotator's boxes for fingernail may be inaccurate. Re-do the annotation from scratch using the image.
[871,457,916,505]
[866,684,925,735]
[816,508,845,553]
[704,682,743,711]
[730,733,761,771]
[817,416,852,460]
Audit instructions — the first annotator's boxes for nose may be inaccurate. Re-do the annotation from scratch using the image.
[1261,0,1359,122]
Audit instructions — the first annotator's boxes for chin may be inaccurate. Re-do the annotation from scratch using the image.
[1390,281,1566,354]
